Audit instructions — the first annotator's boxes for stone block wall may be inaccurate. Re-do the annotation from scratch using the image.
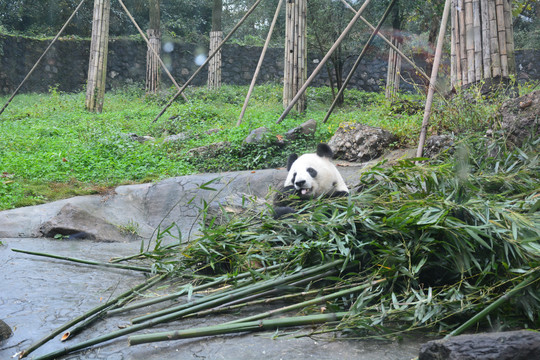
[0,34,538,95]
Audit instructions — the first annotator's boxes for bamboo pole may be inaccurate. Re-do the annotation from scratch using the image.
[473,0,482,81]
[464,0,475,84]
[116,0,188,101]
[480,0,492,79]
[128,312,348,345]
[11,248,155,273]
[19,274,163,359]
[0,0,87,116]
[495,0,508,76]
[207,30,223,89]
[322,0,396,124]
[276,0,372,124]
[416,0,451,158]
[502,0,515,74]
[152,0,264,123]
[488,0,501,77]
[237,0,284,126]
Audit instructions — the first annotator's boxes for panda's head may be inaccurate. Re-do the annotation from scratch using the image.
[284,143,349,199]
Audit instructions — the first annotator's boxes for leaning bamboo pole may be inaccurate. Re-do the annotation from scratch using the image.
[0,0,87,116]
[276,0,372,124]
[322,0,396,124]
[116,0,188,101]
[153,0,264,123]
[416,0,451,158]
[237,0,283,126]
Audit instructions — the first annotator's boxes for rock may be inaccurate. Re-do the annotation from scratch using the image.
[124,133,155,143]
[328,123,397,162]
[244,127,270,144]
[285,119,317,140]
[423,135,454,158]
[187,141,230,156]
[0,319,12,342]
[163,132,189,143]
[498,89,540,148]
[39,203,142,242]
[419,331,540,360]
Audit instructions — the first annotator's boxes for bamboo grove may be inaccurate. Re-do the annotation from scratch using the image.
[16,135,539,359]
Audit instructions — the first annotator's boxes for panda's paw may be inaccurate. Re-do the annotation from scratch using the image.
[273,206,297,219]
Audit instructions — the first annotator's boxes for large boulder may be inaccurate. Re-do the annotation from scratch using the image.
[423,135,455,158]
[328,123,397,162]
[498,89,540,148]
[419,331,540,360]
[285,119,317,140]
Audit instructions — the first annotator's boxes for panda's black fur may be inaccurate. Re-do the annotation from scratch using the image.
[273,143,349,218]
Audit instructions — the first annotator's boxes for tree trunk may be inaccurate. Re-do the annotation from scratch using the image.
[146,0,161,94]
[451,0,516,88]
[283,0,307,113]
[208,0,223,89]
[86,0,111,113]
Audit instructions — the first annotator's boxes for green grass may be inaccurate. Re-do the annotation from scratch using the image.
[0,82,526,210]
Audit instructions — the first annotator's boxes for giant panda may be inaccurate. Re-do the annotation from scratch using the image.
[274,143,349,218]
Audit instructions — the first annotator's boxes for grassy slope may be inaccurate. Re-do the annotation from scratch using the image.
[0,84,422,210]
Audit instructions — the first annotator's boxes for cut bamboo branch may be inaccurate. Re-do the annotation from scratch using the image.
[107,263,283,315]
[237,0,284,125]
[153,0,264,123]
[276,0,372,124]
[323,0,396,123]
[0,0,87,116]
[116,0,187,101]
[225,278,386,324]
[19,274,163,359]
[131,260,343,324]
[416,0,451,158]
[11,248,155,273]
[128,312,348,345]
[445,273,539,338]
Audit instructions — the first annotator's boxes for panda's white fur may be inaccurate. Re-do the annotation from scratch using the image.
[274,143,348,218]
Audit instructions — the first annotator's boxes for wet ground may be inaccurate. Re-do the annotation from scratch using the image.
[1,237,428,360]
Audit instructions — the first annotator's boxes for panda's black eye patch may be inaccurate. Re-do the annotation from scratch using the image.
[307,167,318,178]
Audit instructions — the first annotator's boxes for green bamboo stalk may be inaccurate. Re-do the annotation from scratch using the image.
[19,274,164,359]
[444,273,539,339]
[226,278,386,324]
[12,248,155,273]
[31,260,344,360]
[131,259,343,324]
[128,312,348,345]
[108,263,283,315]
[61,274,166,341]
[185,281,360,319]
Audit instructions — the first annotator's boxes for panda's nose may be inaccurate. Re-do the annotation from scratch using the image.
[295,180,306,188]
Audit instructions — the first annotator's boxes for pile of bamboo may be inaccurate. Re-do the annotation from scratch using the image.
[283,0,307,113]
[451,0,515,87]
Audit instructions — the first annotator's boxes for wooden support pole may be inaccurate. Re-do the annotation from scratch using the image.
[276,0,372,124]
[323,0,396,124]
[416,0,451,158]
[0,0,87,116]
[237,0,284,126]
[86,0,111,113]
[117,0,187,101]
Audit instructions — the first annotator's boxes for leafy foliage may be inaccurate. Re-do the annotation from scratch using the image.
[179,135,540,333]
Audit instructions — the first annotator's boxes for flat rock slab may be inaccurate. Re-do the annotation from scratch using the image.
[0,238,426,359]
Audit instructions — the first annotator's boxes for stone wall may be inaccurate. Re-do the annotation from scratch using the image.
[0,34,538,95]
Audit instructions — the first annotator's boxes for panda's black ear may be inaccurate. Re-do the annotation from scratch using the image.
[316,143,334,159]
[286,154,298,171]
